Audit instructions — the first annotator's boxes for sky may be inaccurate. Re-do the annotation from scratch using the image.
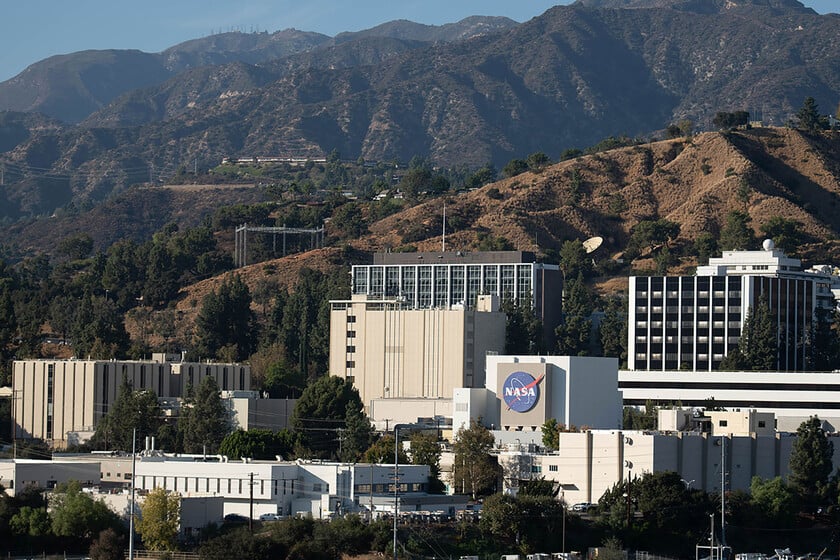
[0,0,836,83]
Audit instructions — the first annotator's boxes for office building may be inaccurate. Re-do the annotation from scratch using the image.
[330,294,505,410]
[628,242,833,372]
[11,355,250,448]
[331,251,562,412]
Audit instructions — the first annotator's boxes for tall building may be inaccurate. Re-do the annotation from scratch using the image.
[332,251,563,410]
[11,354,250,448]
[628,242,833,372]
[349,250,561,336]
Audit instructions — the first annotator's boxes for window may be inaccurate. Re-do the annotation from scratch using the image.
[347,330,356,338]
[346,361,355,368]
[719,420,728,427]
[758,421,766,428]
[549,465,558,472]
[346,345,356,353]
[313,483,322,492]
[347,315,356,323]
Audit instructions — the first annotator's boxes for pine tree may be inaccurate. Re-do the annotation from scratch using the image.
[180,376,229,454]
[789,416,834,502]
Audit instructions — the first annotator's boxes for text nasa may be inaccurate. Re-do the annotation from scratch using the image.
[505,386,537,399]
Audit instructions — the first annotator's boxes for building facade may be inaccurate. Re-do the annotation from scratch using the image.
[330,294,506,409]
[628,244,832,372]
[11,356,250,448]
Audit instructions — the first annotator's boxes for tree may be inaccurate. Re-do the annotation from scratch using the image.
[409,431,444,493]
[91,377,162,451]
[719,210,754,251]
[219,429,295,460]
[340,401,374,462]
[502,297,543,354]
[559,239,592,280]
[541,418,559,450]
[89,528,126,560]
[749,476,796,528]
[481,493,566,553]
[628,219,680,256]
[501,159,529,178]
[194,274,255,361]
[137,487,180,552]
[9,505,50,537]
[724,295,776,371]
[453,420,498,499]
[526,152,551,171]
[58,233,94,261]
[796,96,828,133]
[556,273,596,356]
[788,416,834,502]
[180,376,229,454]
[291,376,368,459]
[51,481,121,545]
[760,216,809,255]
[362,434,409,464]
[694,232,719,264]
[599,296,627,365]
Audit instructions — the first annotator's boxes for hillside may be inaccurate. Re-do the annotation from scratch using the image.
[147,128,840,341]
[2,0,840,223]
[357,129,840,259]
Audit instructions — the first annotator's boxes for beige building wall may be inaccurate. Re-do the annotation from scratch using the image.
[516,430,826,506]
[12,359,250,448]
[329,297,505,409]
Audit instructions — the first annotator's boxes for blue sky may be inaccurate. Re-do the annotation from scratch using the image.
[0,0,835,82]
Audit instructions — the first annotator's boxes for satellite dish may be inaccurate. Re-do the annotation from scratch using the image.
[583,236,604,254]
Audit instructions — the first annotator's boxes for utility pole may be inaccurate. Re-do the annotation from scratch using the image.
[249,472,255,533]
[129,428,136,560]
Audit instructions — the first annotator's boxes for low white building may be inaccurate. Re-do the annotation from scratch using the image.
[619,369,840,432]
[498,428,840,505]
[454,355,622,435]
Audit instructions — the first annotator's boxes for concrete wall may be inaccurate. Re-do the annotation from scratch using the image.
[504,430,840,506]
[330,299,505,410]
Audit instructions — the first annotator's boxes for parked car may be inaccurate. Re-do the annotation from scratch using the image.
[223,513,249,524]
[571,502,595,513]
[259,513,281,521]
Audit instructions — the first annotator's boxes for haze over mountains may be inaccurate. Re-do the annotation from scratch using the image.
[0,0,839,232]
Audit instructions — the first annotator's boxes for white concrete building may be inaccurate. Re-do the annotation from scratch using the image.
[498,428,840,505]
[618,369,840,432]
[628,242,834,372]
[453,355,622,435]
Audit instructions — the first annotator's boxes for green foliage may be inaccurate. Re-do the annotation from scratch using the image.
[362,434,409,464]
[585,136,640,154]
[91,377,161,451]
[501,158,529,178]
[541,418,559,450]
[760,216,810,255]
[719,210,754,251]
[481,493,567,554]
[796,97,829,132]
[219,428,295,460]
[693,232,719,264]
[51,481,122,544]
[9,505,50,537]
[409,431,444,492]
[622,403,657,430]
[599,295,627,365]
[559,239,592,280]
[58,233,94,261]
[749,476,796,527]
[194,273,255,361]
[721,295,776,371]
[502,297,544,354]
[137,487,180,552]
[628,219,680,255]
[179,376,230,454]
[713,111,750,130]
[526,152,552,172]
[789,416,834,502]
[453,420,498,500]
[292,375,369,459]
[556,272,596,356]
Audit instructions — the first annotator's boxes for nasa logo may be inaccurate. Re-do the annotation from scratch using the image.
[502,371,544,413]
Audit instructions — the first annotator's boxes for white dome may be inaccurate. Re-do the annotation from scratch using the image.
[762,239,775,251]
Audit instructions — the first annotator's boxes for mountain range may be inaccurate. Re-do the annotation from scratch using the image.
[0,0,839,230]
